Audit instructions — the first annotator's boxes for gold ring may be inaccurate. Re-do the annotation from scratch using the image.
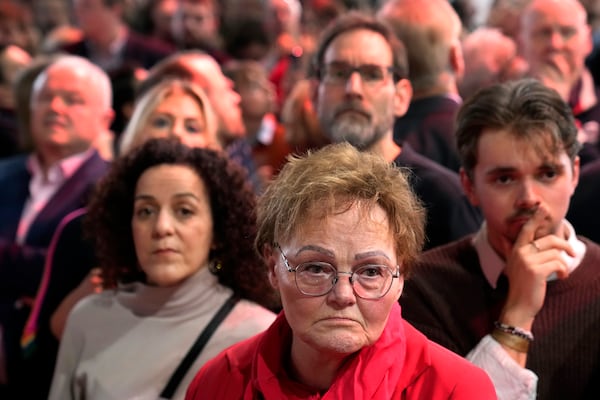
[531,241,540,252]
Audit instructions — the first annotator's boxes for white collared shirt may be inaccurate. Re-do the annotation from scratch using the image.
[254,113,277,146]
[473,220,586,288]
[16,149,93,244]
[467,221,586,400]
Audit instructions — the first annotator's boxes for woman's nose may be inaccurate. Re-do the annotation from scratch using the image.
[153,210,174,237]
[327,271,356,305]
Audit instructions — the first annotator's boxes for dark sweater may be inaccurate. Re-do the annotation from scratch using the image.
[401,236,600,400]
[394,145,482,250]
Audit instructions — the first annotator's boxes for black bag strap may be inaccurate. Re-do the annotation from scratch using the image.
[159,294,239,399]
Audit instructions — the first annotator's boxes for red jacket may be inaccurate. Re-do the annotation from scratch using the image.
[186,303,496,399]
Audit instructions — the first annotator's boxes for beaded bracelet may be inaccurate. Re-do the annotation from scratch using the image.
[493,321,534,341]
[491,328,530,353]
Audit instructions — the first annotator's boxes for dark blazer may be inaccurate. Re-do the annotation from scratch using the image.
[394,144,482,250]
[0,107,19,159]
[0,150,109,396]
[62,30,174,71]
[394,95,462,172]
[18,209,96,399]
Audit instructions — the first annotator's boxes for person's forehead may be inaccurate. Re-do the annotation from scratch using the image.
[324,29,393,63]
[73,0,103,8]
[180,0,214,12]
[137,164,207,194]
[524,0,587,26]
[42,65,95,91]
[475,127,567,165]
[289,202,392,236]
[185,56,220,78]
[155,91,203,111]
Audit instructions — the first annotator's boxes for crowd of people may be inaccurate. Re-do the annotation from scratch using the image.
[0,0,599,399]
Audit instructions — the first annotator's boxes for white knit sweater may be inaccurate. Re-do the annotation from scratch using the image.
[48,266,276,400]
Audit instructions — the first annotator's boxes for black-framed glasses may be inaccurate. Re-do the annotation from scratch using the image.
[275,243,400,300]
[319,62,397,86]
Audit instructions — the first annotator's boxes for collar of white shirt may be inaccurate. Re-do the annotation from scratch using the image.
[472,220,586,288]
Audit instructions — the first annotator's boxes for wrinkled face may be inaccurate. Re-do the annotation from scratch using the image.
[172,0,218,47]
[139,90,218,150]
[266,203,402,358]
[132,164,214,287]
[315,28,400,151]
[30,64,110,160]
[461,128,579,259]
[520,0,592,87]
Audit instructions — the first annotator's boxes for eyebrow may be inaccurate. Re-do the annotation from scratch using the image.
[294,246,391,261]
[295,245,334,257]
[485,162,565,176]
[134,192,200,201]
[539,162,565,171]
[354,250,392,262]
[484,166,517,177]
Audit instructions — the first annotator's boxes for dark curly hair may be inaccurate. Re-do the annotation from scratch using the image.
[85,138,278,309]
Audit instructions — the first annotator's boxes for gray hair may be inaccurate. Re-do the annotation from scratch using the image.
[31,55,113,110]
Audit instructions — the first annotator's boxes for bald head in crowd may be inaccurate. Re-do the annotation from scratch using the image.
[459,27,527,100]
[377,0,464,97]
[30,55,114,166]
[519,0,592,98]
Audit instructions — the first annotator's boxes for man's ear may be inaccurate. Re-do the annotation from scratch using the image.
[460,167,479,206]
[102,109,115,130]
[309,77,319,105]
[583,24,594,58]
[393,78,413,117]
[449,39,465,81]
[263,244,279,290]
[570,155,580,196]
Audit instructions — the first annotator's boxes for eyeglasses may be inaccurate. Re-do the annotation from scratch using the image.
[275,243,400,300]
[319,62,397,86]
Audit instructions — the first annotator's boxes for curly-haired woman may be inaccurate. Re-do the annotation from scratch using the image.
[48,138,277,400]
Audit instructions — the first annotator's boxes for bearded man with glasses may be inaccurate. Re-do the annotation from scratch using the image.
[310,11,481,251]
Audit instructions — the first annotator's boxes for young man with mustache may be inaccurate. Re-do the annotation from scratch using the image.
[401,78,600,400]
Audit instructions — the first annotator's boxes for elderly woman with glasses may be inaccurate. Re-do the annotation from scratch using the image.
[186,143,497,399]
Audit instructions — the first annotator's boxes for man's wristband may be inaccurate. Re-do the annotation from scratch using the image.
[491,321,533,353]
[491,328,531,353]
[493,321,534,341]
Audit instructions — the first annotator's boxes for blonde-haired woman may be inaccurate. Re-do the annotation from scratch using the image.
[119,78,220,155]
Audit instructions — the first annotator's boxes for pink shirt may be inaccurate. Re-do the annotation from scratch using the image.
[16,149,93,244]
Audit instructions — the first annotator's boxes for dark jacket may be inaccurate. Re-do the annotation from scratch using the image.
[62,30,174,71]
[394,144,482,250]
[0,150,109,398]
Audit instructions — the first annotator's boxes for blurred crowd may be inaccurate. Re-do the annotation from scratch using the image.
[0,0,600,399]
